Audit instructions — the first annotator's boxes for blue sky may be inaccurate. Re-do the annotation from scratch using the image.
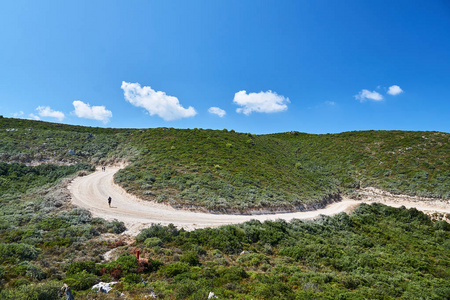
[1,1,449,134]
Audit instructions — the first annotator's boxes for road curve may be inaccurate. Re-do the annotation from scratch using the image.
[69,167,450,235]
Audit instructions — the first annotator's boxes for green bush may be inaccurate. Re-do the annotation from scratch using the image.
[66,261,96,276]
[11,278,31,288]
[0,243,41,263]
[136,223,179,243]
[180,251,200,266]
[139,258,163,273]
[25,263,46,281]
[65,270,98,291]
[121,272,141,284]
[144,237,163,248]
[0,281,61,300]
[237,253,269,267]
[160,262,190,277]
[0,162,93,196]
[106,220,127,234]
[175,279,211,300]
[101,255,138,279]
[219,266,248,282]
[252,277,295,300]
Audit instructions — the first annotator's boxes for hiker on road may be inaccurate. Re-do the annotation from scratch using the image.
[108,196,112,207]
[61,284,74,300]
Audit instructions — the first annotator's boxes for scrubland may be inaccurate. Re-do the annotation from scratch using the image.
[0,117,449,299]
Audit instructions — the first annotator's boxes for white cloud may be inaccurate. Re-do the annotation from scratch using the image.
[11,111,24,117]
[28,114,40,120]
[387,85,403,96]
[354,89,383,102]
[121,81,197,121]
[233,90,290,115]
[36,106,65,121]
[325,101,336,106]
[208,107,226,117]
[73,100,112,124]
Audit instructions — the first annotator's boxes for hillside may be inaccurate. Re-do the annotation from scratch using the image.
[1,117,449,299]
[1,175,449,299]
[1,117,449,212]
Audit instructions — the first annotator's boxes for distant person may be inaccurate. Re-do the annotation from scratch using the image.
[108,196,112,207]
[61,284,74,300]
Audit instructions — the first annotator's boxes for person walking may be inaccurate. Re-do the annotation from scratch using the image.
[108,196,112,207]
[62,284,74,300]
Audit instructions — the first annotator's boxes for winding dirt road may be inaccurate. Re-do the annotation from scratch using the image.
[69,167,450,235]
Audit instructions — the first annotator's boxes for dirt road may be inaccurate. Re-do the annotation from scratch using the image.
[69,167,450,235]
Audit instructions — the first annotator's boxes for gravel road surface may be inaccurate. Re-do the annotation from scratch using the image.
[69,167,450,235]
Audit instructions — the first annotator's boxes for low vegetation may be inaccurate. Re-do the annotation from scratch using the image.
[0,162,93,195]
[0,162,126,298]
[1,200,449,299]
[0,117,449,298]
[0,117,136,166]
[1,117,449,212]
[130,205,449,299]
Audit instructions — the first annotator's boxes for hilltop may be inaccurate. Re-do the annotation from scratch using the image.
[1,117,449,212]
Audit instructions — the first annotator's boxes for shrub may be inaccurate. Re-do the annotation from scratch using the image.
[11,278,31,288]
[0,281,61,300]
[279,246,306,261]
[66,261,96,276]
[137,258,163,273]
[65,270,98,291]
[0,243,41,263]
[160,262,190,277]
[433,220,450,231]
[252,279,295,300]
[121,272,141,284]
[25,264,46,281]
[180,251,200,266]
[101,255,138,279]
[106,220,127,234]
[219,266,248,282]
[175,279,211,300]
[144,237,163,248]
[136,223,179,243]
[237,253,269,267]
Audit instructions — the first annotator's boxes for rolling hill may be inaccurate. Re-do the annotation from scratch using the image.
[0,116,449,299]
[1,117,449,212]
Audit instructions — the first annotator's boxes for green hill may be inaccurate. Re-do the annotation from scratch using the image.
[1,117,449,212]
[0,117,449,299]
